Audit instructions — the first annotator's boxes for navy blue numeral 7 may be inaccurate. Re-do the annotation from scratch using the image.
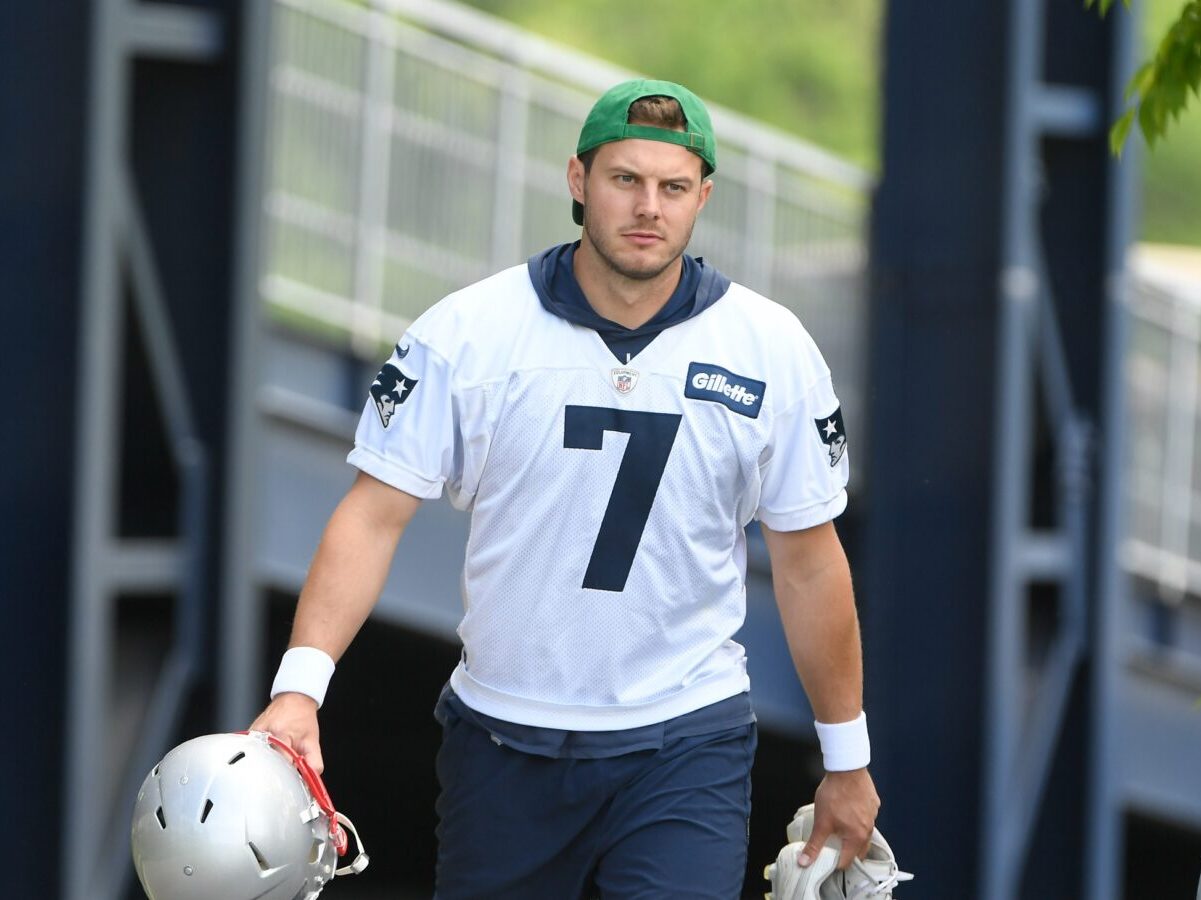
[564,406,682,592]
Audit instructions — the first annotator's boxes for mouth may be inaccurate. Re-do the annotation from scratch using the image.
[623,231,664,247]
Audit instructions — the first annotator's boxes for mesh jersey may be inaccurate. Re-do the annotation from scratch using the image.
[348,264,849,730]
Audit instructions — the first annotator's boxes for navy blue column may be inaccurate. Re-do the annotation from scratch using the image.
[0,5,91,898]
[864,1,1121,897]
[0,3,241,897]
[862,1,1008,894]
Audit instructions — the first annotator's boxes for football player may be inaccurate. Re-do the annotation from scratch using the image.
[252,79,882,898]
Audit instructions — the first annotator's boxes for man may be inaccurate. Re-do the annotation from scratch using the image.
[252,79,880,898]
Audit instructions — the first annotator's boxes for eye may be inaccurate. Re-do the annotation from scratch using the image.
[616,174,635,184]
[665,183,686,194]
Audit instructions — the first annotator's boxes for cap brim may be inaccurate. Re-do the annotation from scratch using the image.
[572,199,584,226]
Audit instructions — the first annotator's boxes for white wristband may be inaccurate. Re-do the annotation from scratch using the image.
[814,710,871,771]
[270,646,336,708]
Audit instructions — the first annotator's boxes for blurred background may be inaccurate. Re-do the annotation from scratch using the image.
[3,0,1201,897]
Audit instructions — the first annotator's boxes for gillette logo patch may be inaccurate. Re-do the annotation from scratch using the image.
[685,363,765,418]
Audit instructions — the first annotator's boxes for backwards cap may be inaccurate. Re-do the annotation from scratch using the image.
[573,79,717,225]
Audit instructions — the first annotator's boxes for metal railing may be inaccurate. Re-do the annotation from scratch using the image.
[258,0,872,439]
[1125,251,1201,602]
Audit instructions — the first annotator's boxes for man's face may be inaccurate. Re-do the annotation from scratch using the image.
[570,138,712,282]
[375,392,396,427]
[828,434,846,466]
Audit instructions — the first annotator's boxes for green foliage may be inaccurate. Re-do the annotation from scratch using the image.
[459,0,882,170]
[1096,0,1201,156]
[1137,82,1201,242]
[1084,0,1131,16]
[444,0,1200,244]
[1129,0,1201,245]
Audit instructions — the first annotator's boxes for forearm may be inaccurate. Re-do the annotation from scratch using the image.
[763,521,863,724]
[289,473,418,661]
[763,526,879,867]
[777,561,862,724]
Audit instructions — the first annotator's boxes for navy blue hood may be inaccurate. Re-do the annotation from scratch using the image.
[527,242,731,362]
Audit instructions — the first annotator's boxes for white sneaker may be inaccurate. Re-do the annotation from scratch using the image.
[764,804,913,900]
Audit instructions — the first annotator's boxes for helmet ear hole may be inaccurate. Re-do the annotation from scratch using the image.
[155,807,166,830]
[228,751,246,765]
[309,838,323,864]
[200,799,213,823]
[248,841,270,872]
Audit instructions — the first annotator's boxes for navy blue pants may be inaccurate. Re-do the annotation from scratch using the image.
[433,712,757,899]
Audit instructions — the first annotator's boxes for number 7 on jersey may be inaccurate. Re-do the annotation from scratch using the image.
[563,406,682,592]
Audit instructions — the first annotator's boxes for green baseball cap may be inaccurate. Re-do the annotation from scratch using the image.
[572,79,717,225]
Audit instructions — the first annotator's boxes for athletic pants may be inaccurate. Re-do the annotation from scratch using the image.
[433,706,757,899]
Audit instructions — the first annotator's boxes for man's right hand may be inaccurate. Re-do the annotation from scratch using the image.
[250,692,324,773]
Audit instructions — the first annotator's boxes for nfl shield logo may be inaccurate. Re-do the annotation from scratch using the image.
[611,367,639,394]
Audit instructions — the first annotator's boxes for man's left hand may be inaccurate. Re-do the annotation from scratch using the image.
[798,768,881,871]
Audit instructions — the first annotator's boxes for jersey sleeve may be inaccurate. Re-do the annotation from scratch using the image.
[756,371,850,532]
[346,336,461,500]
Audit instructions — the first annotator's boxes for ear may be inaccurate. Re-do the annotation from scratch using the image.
[696,177,714,213]
[567,156,587,205]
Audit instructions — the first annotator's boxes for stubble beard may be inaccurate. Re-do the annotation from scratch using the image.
[581,202,695,283]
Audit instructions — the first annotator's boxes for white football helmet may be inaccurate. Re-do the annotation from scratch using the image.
[131,731,369,900]
[764,803,913,900]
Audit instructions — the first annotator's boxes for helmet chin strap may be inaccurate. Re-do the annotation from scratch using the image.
[240,731,371,876]
[334,811,370,875]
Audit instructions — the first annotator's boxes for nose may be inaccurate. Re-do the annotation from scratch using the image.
[632,183,661,220]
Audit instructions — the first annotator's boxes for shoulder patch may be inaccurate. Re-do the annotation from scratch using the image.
[369,362,418,428]
[684,362,765,418]
[814,407,847,466]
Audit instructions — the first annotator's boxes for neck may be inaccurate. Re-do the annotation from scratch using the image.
[572,237,683,329]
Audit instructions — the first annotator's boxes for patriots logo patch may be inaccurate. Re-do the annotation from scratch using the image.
[814,407,847,467]
[370,362,418,428]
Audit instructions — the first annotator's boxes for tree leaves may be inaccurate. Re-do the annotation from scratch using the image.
[1085,0,1131,15]
[1100,0,1201,156]
[1110,107,1137,155]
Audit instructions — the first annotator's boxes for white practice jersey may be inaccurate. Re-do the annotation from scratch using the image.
[348,263,849,730]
